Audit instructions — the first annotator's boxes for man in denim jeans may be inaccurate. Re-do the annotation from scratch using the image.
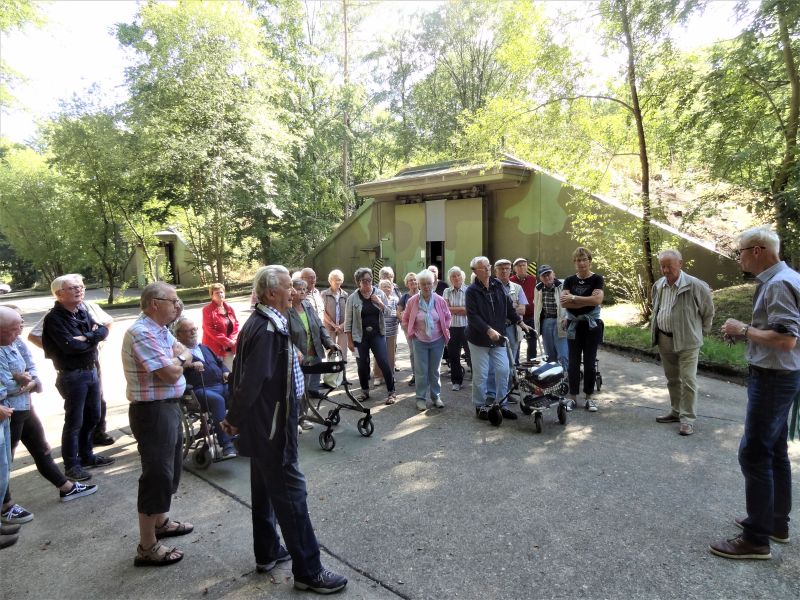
[42,275,113,482]
[710,226,800,560]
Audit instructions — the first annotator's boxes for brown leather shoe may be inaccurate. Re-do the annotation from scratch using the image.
[735,518,790,544]
[709,534,771,560]
[656,414,680,423]
[679,422,694,436]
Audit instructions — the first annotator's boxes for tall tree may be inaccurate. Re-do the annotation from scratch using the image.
[119,0,296,281]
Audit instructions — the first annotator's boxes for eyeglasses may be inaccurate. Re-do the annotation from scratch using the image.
[359,277,373,283]
[64,285,85,293]
[155,297,182,307]
[734,246,765,258]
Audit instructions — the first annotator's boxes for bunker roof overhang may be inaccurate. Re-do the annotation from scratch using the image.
[354,155,532,201]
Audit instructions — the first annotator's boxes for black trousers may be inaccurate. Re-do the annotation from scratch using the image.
[447,326,470,385]
[4,408,68,505]
[567,321,602,396]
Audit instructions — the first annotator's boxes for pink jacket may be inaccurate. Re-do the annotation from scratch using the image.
[401,293,452,343]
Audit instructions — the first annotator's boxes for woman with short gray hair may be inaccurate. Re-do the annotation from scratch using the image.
[344,268,396,403]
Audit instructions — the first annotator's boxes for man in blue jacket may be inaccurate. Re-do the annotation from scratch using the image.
[466,256,531,421]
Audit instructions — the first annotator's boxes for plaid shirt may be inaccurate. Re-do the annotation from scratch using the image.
[263,305,305,399]
[122,314,185,402]
[541,285,559,319]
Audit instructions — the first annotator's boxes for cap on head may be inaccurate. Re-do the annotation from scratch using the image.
[538,264,553,276]
[513,258,527,267]
[494,259,512,268]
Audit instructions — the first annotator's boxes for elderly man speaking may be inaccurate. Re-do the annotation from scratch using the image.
[650,249,714,436]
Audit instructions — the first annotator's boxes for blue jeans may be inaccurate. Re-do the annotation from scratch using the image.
[354,330,395,392]
[55,368,101,470]
[194,383,233,448]
[541,318,569,369]
[738,366,800,546]
[469,342,511,407]
[0,416,10,506]
[412,337,445,402]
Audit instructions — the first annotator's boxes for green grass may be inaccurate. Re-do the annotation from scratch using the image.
[603,325,747,373]
[97,281,253,309]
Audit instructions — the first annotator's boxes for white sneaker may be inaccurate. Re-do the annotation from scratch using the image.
[585,399,598,412]
[416,399,427,411]
[433,397,444,408]
[372,378,383,387]
[451,383,461,391]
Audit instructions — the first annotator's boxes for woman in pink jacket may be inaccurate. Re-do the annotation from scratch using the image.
[202,283,239,369]
[402,269,452,412]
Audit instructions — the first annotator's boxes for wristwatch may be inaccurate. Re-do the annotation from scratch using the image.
[739,324,750,337]
[177,355,187,365]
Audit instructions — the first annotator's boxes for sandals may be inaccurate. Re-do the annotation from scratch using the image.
[134,542,184,567]
[357,391,370,402]
[155,518,194,539]
[385,391,397,405]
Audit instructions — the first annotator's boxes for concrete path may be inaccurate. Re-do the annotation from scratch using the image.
[3,294,799,599]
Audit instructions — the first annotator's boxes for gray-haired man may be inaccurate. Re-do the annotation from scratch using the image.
[650,249,714,436]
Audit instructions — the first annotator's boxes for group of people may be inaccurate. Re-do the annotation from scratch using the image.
[1,224,798,579]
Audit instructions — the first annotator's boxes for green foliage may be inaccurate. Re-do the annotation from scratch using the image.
[0,0,45,110]
[0,142,81,281]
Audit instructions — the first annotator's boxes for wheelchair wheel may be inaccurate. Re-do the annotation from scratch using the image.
[193,445,212,470]
[533,412,543,433]
[180,410,193,459]
[557,402,567,425]
[357,417,374,437]
[319,430,336,451]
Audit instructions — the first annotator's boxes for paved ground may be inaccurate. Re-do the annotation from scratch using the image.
[3,292,799,599]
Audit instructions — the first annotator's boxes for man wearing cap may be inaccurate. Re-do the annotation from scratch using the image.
[511,258,538,361]
[650,249,714,437]
[533,265,569,369]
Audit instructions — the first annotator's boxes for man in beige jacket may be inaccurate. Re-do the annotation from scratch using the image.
[650,249,715,436]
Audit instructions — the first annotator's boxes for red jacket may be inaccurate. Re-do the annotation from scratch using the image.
[202,301,239,358]
[510,274,536,319]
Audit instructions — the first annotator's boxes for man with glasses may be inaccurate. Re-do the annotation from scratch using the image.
[41,274,113,482]
[123,282,195,567]
[710,227,800,560]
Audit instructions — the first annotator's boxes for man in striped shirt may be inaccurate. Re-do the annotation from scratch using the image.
[650,249,714,436]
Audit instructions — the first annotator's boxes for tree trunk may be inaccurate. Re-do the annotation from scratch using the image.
[771,0,800,266]
[619,0,656,319]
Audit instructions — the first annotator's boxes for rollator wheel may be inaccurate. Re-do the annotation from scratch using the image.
[533,412,543,434]
[557,403,568,425]
[488,405,503,427]
[595,374,603,392]
[193,445,212,469]
[327,409,341,426]
[357,417,374,437]
[558,381,569,396]
[319,430,336,451]
[520,395,534,416]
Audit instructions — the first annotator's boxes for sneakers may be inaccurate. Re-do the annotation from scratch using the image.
[407,377,415,386]
[656,413,680,423]
[299,420,314,431]
[433,397,444,408]
[585,399,598,412]
[65,466,92,482]
[500,406,518,420]
[679,422,694,436]
[735,518,790,544]
[709,534,771,560]
[256,545,291,573]
[222,445,238,459]
[60,482,98,502]
[81,455,116,469]
[293,567,348,594]
[1,504,34,524]
[451,383,461,391]
[372,378,383,387]
[416,399,427,412]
